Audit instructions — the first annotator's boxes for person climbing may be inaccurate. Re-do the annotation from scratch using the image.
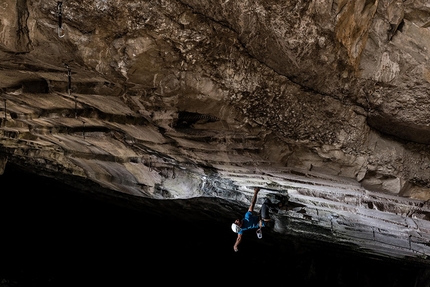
[232,187,271,252]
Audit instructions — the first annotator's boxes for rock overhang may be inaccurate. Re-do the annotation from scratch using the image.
[1,0,430,266]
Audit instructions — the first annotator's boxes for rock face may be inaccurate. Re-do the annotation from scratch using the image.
[1,0,430,265]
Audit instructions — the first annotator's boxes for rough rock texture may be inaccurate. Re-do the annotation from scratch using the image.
[1,0,430,265]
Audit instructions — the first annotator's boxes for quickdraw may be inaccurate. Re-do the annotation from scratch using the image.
[57,2,65,38]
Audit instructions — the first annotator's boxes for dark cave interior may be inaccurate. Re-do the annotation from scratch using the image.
[0,165,428,287]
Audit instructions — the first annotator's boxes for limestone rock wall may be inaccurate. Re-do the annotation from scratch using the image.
[1,0,430,262]
[0,0,32,53]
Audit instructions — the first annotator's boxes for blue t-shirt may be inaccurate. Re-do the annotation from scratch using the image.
[238,211,264,234]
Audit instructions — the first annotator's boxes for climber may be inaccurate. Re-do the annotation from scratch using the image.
[232,187,271,252]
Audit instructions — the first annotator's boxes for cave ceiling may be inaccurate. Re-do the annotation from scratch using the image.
[1,0,430,264]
